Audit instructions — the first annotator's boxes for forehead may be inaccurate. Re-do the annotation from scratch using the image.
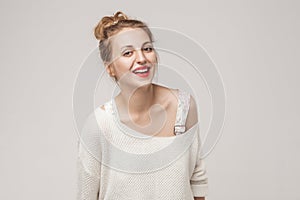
[110,28,151,49]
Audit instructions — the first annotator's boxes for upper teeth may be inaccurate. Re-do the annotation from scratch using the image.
[134,68,148,73]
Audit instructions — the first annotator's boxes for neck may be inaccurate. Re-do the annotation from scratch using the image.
[116,83,156,115]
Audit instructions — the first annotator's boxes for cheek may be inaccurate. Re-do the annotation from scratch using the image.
[147,52,158,63]
[113,58,134,72]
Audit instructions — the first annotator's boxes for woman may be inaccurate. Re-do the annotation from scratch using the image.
[77,11,208,200]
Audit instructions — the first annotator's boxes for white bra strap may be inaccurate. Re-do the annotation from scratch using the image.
[174,90,191,135]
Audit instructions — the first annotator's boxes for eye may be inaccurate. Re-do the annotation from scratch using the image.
[143,47,153,52]
[122,51,133,57]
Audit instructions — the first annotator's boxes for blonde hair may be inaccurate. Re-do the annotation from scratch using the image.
[94,11,154,64]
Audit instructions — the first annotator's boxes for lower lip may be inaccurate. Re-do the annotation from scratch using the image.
[133,68,150,78]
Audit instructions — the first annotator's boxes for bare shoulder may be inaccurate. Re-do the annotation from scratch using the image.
[153,84,198,132]
[185,94,198,131]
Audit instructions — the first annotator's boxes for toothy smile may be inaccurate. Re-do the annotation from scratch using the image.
[132,67,150,74]
[132,66,151,78]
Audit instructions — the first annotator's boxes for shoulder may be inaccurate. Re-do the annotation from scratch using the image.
[81,111,101,137]
[185,93,198,131]
[81,105,111,135]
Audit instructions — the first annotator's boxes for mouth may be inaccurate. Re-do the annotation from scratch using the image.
[132,66,151,78]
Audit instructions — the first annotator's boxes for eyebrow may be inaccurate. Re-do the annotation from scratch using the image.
[120,41,152,51]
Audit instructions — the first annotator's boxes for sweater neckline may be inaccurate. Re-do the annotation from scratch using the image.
[109,90,197,139]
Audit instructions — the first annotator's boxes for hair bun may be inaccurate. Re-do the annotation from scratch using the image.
[94,11,129,40]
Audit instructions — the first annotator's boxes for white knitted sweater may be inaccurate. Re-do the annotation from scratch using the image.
[77,89,208,200]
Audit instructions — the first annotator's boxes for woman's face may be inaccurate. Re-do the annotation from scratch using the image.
[107,28,157,87]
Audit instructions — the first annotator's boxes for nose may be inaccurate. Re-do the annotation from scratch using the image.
[135,49,146,64]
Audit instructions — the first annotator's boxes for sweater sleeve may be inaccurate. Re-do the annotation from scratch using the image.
[185,93,208,197]
[77,141,100,200]
[77,112,102,200]
[190,132,209,197]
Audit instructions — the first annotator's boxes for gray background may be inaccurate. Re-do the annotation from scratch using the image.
[1,0,299,199]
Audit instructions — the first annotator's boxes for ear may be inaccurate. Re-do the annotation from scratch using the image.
[104,62,115,77]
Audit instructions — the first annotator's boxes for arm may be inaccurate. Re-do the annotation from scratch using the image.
[186,95,209,199]
[77,141,100,200]
[77,113,102,200]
